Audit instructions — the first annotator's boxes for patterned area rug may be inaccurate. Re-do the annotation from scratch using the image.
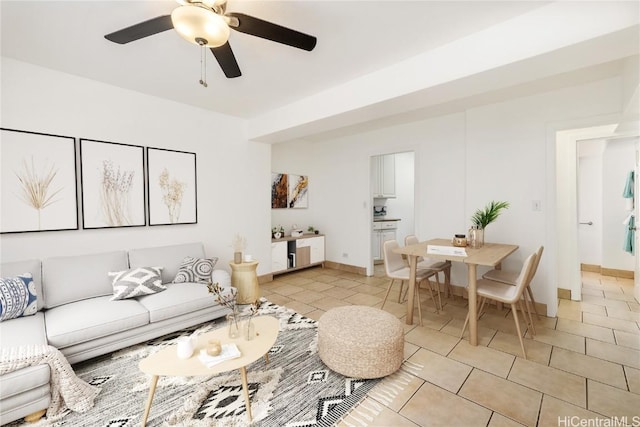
[17,300,378,427]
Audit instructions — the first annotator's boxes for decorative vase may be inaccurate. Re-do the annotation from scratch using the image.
[469,226,484,248]
[243,315,255,341]
[227,312,240,339]
[176,335,196,359]
[233,251,242,264]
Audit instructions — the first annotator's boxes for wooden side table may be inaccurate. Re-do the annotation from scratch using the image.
[229,260,260,304]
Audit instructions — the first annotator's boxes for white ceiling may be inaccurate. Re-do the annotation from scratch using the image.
[1,0,551,118]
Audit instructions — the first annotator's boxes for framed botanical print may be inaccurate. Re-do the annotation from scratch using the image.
[147,147,197,225]
[1,128,78,233]
[79,138,146,229]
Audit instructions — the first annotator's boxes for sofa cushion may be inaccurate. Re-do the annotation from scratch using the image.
[172,256,218,284]
[136,282,218,323]
[44,296,149,349]
[0,273,37,321]
[0,312,47,347]
[108,267,166,300]
[43,251,128,309]
[0,365,50,401]
[0,260,43,311]
[128,242,205,284]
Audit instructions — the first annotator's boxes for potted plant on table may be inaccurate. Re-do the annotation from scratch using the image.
[307,226,319,235]
[469,201,509,248]
[272,226,284,239]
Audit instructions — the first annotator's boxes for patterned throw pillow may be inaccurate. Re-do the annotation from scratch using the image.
[0,273,38,322]
[108,267,166,301]
[173,256,218,283]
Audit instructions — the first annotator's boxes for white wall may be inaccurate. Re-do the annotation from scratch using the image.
[271,76,622,316]
[0,58,272,275]
[602,137,636,271]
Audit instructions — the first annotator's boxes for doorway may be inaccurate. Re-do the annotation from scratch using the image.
[368,151,415,276]
[556,124,639,310]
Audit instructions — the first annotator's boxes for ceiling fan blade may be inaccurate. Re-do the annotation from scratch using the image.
[227,13,316,51]
[210,42,242,78]
[105,15,173,44]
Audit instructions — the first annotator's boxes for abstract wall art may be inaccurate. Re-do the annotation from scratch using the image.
[1,128,78,233]
[271,172,309,209]
[271,173,288,209]
[79,139,146,229]
[147,147,197,226]
[288,174,308,208]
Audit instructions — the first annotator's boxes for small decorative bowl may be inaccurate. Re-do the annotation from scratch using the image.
[452,234,467,247]
[206,340,222,356]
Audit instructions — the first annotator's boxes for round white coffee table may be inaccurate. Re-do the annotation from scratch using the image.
[138,315,279,426]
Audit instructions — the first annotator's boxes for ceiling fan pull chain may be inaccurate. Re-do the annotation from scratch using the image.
[198,39,208,88]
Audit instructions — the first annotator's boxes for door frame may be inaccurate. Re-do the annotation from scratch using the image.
[554,120,639,307]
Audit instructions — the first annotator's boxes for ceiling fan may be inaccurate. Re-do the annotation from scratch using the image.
[104,0,317,79]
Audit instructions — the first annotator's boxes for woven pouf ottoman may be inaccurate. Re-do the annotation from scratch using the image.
[318,305,404,379]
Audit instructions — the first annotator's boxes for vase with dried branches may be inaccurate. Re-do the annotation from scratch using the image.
[158,168,186,223]
[14,157,63,230]
[100,160,134,226]
[232,233,247,264]
[207,282,239,338]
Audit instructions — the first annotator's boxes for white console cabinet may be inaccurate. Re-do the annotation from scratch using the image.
[271,234,325,275]
[271,241,288,273]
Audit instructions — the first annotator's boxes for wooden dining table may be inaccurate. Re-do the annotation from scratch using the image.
[394,238,518,346]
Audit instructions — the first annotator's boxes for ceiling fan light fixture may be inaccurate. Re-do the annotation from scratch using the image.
[171,5,230,47]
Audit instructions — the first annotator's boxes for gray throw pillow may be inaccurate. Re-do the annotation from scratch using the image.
[108,267,165,300]
[172,256,218,283]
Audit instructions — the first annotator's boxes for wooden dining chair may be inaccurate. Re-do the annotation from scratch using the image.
[382,240,441,324]
[404,235,453,303]
[482,246,543,321]
[460,252,537,359]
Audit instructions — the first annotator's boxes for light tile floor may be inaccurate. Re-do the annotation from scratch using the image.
[261,266,640,426]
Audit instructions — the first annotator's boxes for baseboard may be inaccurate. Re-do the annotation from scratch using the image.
[323,261,366,275]
[258,274,273,284]
[601,268,634,279]
[558,288,571,300]
[580,264,634,279]
[580,263,601,273]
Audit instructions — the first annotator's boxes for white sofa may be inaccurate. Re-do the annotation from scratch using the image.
[0,242,231,425]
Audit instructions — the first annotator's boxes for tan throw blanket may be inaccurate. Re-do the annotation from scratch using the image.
[0,345,100,418]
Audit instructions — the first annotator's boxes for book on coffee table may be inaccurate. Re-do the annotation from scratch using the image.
[198,344,242,368]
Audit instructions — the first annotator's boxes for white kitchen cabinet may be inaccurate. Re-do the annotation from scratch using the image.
[372,230,397,262]
[271,241,288,273]
[371,154,396,198]
[272,234,325,275]
[372,232,382,261]
[372,221,398,262]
